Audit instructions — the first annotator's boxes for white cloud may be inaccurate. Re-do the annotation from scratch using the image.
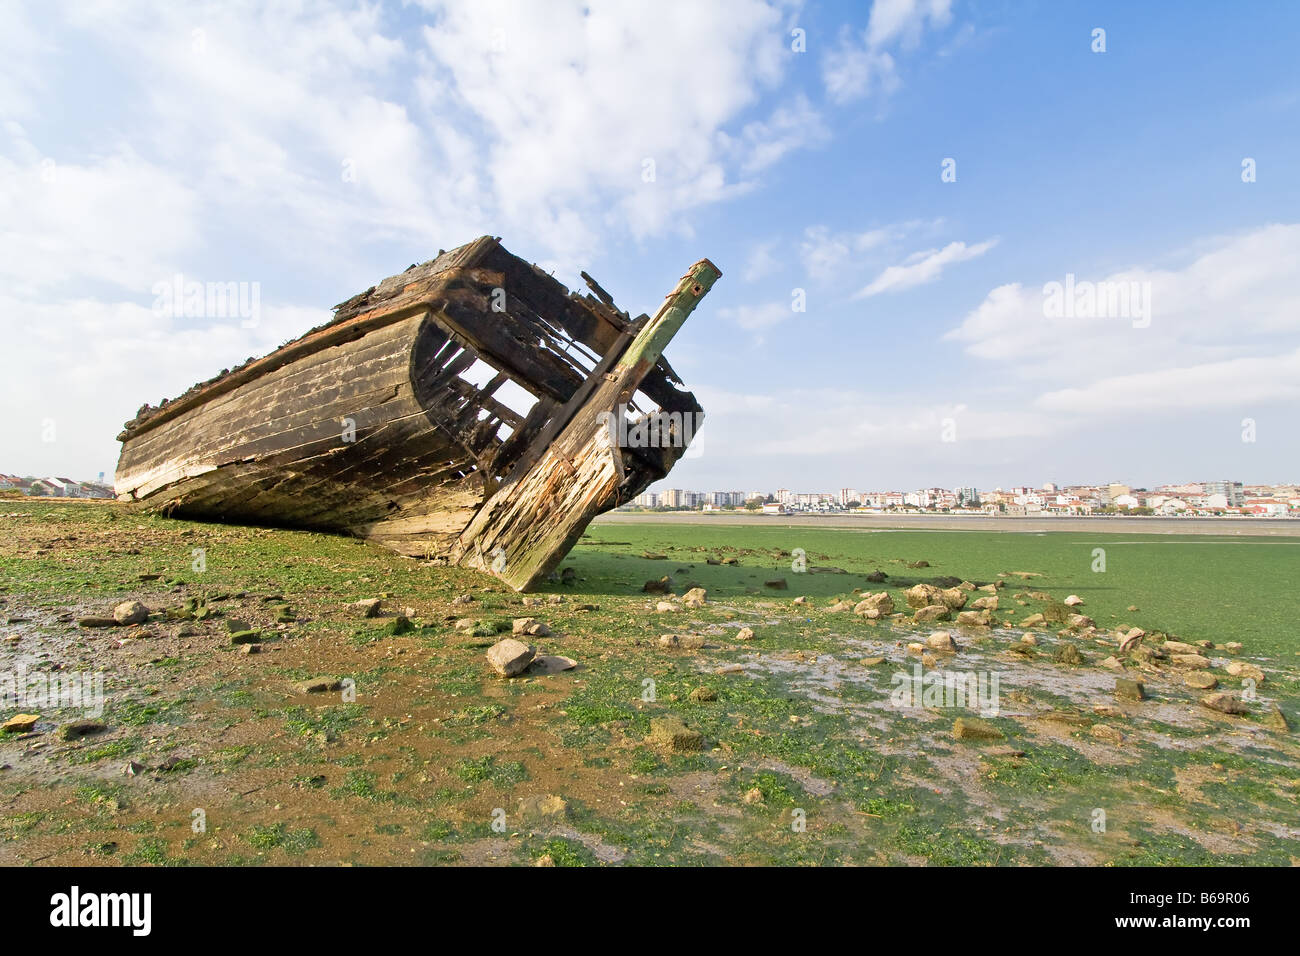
[854,238,996,297]
[719,301,793,331]
[823,0,953,104]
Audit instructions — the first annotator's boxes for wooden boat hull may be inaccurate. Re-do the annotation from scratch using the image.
[114,237,719,590]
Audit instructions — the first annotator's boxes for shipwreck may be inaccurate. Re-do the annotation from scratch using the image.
[114,236,720,591]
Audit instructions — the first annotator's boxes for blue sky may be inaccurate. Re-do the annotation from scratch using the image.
[2,0,1297,493]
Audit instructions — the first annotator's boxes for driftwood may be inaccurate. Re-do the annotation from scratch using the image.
[114,237,719,590]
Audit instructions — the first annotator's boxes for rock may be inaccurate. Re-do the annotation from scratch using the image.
[1225,661,1265,682]
[971,595,998,611]
[1170,653,1211,670]
[926,631,957,652]
[921,652,938,668]
[518,794,569,821]
[1184,672,1218,690]
[648,716,703,752]
[1053,643,1083,665]
[527,655,578,675]
[1020,634,1038,646]
[658,633,705,649]
[1119,629,1145,654]
[907,560,930,568]
[59,720,107,741]
[512,617,552,637]
[485,638,535,677]
[2,714,39,733]
[689,686,718,703]
[860,657,885,666]
[655,601,679,613]
[764,579,788,590]
[239,643,260,655]
[1115,679,1146,701]
[958,580,976,591]
[865,570,888,583]
[451,593,475,605]
[905,583,944,609]
[682,587,707,608]
[827,600,854,613]
[913,604,951,624]
[295,677,342,694]
[229,630,261,645]
[1063,595,1084,607]
[952,717,1003,741]
[1266,704,1290,732]
[1090,724,1123,744]
[355,598,382,617]
[743,787,764,805]
[792,596,807,605]
[1066,614,1095,629]
[1162,640,1201,655]
[853,592,894,617]
[979,582,1002,594]
[78,616,118,628]
[113,601,148,625]
[736,627,755,641]
[1222,641,1242,654]
[1099,656,1123,670]
[1200,693,1248,715]
[938,588,968,611]
[955,609,992,627]
[1021,613,1046,627]
[124,761,145,776]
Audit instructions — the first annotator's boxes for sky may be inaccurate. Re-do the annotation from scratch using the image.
[2,0,1297,494]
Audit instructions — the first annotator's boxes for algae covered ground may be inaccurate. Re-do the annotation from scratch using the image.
[1,500,1297,866]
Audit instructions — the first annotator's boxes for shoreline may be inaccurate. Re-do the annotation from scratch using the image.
[594,511,1300,536]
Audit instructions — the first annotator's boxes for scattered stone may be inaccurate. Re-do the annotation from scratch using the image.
[970,595,998,611]
[1200,693,1248,716]
[907,560,930,569]
[689,686,718,703]
[59,720,107,741]
[1090,724,1124,744]
[1118,628,1145,654]
[642,576,671,594]
[1127,605,1139,612]
[239,643,260,655]
[921,652,938,668]
[1066,614,1095,629]
[955,609,992,627]
[518,794,569,821]
[1184,672,1218,690]
[512,617,552,637]
[764,579,788,590]
[1053,644,1083,666]
[715,664,745,675]
[113,601,149,625]
[938,588,968,611]
[486,638,536,678]
[853,592,894,617]
[865,570,887,583]
[648,716,703,752]
[1162,640,1201,655]
[683,587,708,608]
[1225,661,1265,682]
[1115,678,1146,701]
[451,593,474,605]
[229,630,261,645]
[78,616,118,628]
[658,633,705,649]
[743,787,764,805]
[355,598,382,618]
[907,642,925,655]
[1265,704,1290,732]
[1063,595,1084,607]
[1222,642,1242,654]
[2,714,39,733]
[1021,613,1046,627]
[905,583,944,609]
[926,631,957,652]
[1170,653,1211,670]
[913,604,951,624]
[1020,634,1039,646]
[296,677,343,694]
[735,627,755,641]
[1099,656,1123,670]
[827,600,854,613]
[952,717,1003,741]
[792,596,807,605]
[527,655,578,675]
[124,761,145,776]
[655,601,680,614]
[859,656,885,666]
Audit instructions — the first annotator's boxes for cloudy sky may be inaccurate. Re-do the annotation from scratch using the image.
[2,0,1297,493]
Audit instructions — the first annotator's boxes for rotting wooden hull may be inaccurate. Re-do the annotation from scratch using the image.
[114,236,719,590]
